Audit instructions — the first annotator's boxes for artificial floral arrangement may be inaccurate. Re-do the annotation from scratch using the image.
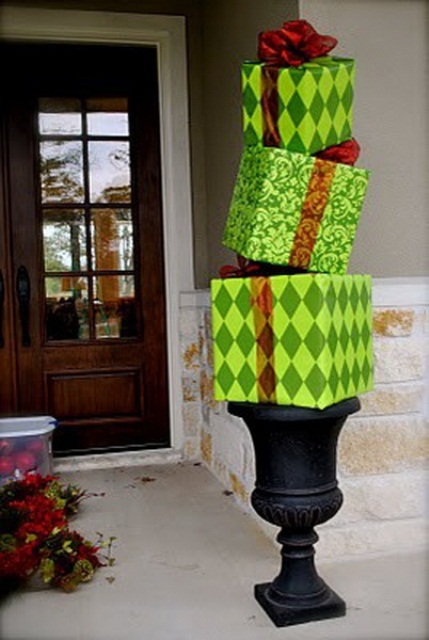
[0,472,115,597]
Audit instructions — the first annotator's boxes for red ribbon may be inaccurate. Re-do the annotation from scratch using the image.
[313,138,361,166]
[219,256,308,278]
[258,19,337,67]
[219,255,262,279]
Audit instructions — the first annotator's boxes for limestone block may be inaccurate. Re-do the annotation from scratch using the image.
[200,368,215,407]
[179,307,200,340]
[373,339,425,383]
[424,309,429,334]
[184,439,198,461]
[240,437,256,486]
[358,472,428,520]
[229,472,249,504]
[339,415,429,475]
[212,457,229,488]
[182,402,202,436]
[359,384,424,416]
[335,471,428,526]
[203,308,212,341]
[210,399,228,417]
[210,413,250,477]
[182,374,200,402]
[413,309,428,335]
[205,337,214,369]
[316,519,429,561]
[373,309,415,336]
[200,429,212,465]
[181,340,201,372]
[198,325,210,360]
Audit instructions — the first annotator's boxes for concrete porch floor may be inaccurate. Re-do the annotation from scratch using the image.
[0,461,427,640]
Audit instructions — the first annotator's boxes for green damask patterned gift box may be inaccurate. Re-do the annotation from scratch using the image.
[222,144,370,275]
[242,57,355,154]
[211,273,373,409]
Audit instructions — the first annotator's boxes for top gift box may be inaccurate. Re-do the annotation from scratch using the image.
[242,17,356,154]
[242,56,356,155]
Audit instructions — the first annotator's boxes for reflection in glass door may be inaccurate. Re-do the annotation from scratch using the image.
[39,97,137,342]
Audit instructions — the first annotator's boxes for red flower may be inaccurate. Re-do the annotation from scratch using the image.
[258,19,337,67]
[0,541,39,578]
[314,138,361,166]
[10,493,67,542]
[0,473,113,593]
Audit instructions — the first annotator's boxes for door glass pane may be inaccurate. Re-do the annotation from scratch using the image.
[88,141,131,203]
[38,94,137,342]
[87,97,129,136]
[40,140,84,203]
[93,275,136,339]
[45,276,89,341]
[43,209,87,272]
[39,98,82,135]
[91,208,133,271]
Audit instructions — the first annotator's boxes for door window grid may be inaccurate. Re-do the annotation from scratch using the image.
[38,97,137,341]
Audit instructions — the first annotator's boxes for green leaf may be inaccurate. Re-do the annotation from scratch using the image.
[40,558,55,582]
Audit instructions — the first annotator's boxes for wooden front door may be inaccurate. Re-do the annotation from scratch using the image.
[0,42,170,455]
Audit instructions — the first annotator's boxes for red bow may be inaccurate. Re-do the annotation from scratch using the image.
[219,255,262,279]
[314,138,361,166]
[258,19,337,67]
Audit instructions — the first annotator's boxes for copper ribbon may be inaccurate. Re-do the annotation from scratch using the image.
[250,277,276,403]
[261,66,280,147]
[289,158,337,269]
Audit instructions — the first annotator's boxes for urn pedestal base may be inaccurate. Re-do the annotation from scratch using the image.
[228,397,360,628]
[255,581,345,627]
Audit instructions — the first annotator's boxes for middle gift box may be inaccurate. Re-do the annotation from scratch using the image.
[222,144,370,275]
[211,273,373,410]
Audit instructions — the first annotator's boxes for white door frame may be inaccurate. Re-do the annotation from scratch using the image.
[0,6,194,454]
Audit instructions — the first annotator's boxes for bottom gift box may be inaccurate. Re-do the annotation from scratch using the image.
[210,273,373,409]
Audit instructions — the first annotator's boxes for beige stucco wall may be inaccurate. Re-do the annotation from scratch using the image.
[200,0,299,286]
[204,0,429,281]
[3,0,427,283]
[205,0,429,277]
[1,0,301,289]
[300,0,429,278]
[1,0,211,287]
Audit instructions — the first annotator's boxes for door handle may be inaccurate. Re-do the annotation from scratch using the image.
[16,265,31,347]
[0,269,4,348]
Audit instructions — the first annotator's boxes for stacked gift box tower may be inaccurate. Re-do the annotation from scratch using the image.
[211,19,374,410]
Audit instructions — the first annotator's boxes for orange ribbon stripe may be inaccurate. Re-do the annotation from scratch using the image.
[261,66,281,147]
[289,158,337,269]
[250,277,276,403]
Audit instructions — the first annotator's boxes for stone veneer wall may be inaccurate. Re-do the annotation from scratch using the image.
[179,280,429,560]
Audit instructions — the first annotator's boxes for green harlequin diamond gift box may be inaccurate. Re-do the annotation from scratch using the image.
[222,144,370,275]
[242,57,355,154]
[211,273,373,409]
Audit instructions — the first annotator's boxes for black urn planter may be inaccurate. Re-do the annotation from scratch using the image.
[228,397,360,627]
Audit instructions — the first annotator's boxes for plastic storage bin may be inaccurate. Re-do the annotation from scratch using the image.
[0,416,57,485]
